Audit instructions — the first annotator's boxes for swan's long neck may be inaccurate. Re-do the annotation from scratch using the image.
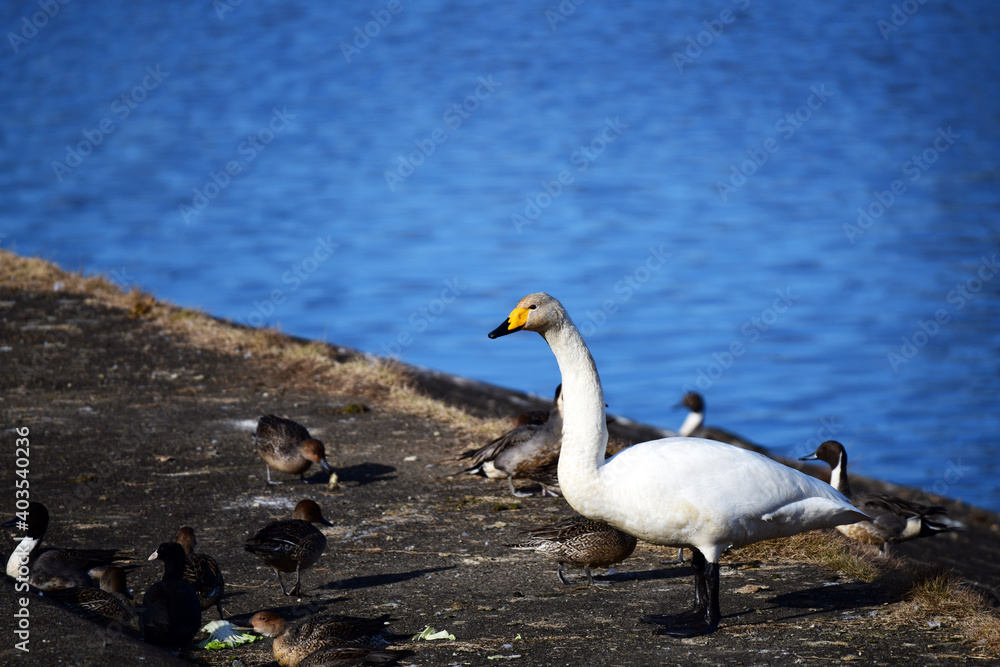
[678,410,703,437]
[545,318,608,518]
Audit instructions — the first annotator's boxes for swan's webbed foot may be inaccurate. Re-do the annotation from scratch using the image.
[643,549,720,636]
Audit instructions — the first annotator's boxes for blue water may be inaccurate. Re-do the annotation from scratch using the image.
[2,1,999,510]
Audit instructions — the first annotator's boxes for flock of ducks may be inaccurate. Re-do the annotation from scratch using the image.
[4,416,409,666]
[4,502,224,649]
[3,291,967,653]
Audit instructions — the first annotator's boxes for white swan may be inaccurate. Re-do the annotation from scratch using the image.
[488,293,868,636]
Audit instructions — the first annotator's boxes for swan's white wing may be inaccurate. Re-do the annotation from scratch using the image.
[587,438,866,558]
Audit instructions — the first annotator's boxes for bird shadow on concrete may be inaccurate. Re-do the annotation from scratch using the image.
[221,589,351,615]
[321,566,455,592]
[321,463,397,486]
[759,581,894,623]
[598,566,693,584]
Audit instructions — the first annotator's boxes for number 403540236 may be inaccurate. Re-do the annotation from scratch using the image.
[15,426,29,509]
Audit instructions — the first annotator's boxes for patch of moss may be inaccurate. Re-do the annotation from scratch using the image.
[492,503,520,512]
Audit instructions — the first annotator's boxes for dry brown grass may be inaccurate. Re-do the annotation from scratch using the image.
[888,568,1000,652]
[733,529,1000,652]
[733,530,891,584]
[0,249,505,446]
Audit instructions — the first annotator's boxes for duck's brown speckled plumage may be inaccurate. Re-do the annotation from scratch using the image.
[507,516,638,585]
[800,440,964,556]
[296,645,412,667]
[244,499,333,596]
[174,526,225,618]
[45,566,137,628]
[255,414,335,484]
[458,385,563,497]
[247,610,399,667]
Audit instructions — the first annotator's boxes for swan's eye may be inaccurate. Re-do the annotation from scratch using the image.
[529,305,537,310]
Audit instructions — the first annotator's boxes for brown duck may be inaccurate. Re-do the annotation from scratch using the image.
[244,499,333,595]
[243,610,399,667]
[45,565,137,628]
[174,526,225,618]
[800,440,964,555]
[255,414,335,485]
[507,516,637,585]
[459,385,563,497]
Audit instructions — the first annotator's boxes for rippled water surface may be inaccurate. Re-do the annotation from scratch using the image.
[2,1,998,509]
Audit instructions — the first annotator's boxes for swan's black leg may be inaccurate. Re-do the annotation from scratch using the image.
[641,549,720,636]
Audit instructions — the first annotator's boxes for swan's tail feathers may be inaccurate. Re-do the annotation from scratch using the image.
[845,508,872,524]
[827,507,872,527]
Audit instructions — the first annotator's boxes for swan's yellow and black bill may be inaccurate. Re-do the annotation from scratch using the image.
[488,307,530,339]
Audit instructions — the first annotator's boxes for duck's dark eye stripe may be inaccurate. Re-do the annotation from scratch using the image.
[529,305,537,310]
